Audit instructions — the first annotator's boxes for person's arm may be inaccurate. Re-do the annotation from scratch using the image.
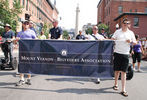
[126,31,137,45]
[141,44,144,55]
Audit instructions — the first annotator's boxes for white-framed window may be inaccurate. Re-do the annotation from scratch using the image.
[118,6,123,14]
[134,17,139,27]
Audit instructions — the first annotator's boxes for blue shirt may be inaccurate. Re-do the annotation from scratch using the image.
[133,41,142,53]
[17,29,36,39]
[49,27,62,39]
[1,30,15,38]
[30,27,37,35]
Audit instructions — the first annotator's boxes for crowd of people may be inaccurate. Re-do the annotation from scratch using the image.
[0,18,146,97]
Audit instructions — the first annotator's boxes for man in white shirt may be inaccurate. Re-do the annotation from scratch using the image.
[86,26,105,84]
[112,18,136,97]
[86,26,105,40]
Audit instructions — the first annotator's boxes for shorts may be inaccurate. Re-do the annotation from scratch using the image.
[113,53,129,72]
[132,52,142,63]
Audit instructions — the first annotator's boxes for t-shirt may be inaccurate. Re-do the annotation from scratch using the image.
[30,27,37,36]
[1,30,15,39]
[76,34,85,40]
[133,41,142,53]
[38,35,46,39]
[49,27,62,39]
[112,28,136,55]
[17,29,36,39]
[99,33,108,38]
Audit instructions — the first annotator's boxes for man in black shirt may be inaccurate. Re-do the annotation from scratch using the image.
[1,24,15,64]
[76,30,85,40]
[49,20,63,39]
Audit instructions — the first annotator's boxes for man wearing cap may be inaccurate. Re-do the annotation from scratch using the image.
[86,25,105,40]
[49,20,63,39]
[15,20,36,86]
[86,25,105,84]
[99,28,108,39]
[1,24,15,65]
[112,18,136,97]
[76,30,85,40]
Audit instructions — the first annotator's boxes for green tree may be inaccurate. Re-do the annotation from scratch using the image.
[85,27,93,35]
[42,23,48,38]
[42,23,52,38]
[0,0,22,34]
[62,30,69,40]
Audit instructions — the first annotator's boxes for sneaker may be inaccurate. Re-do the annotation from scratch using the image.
[16,80,25,86]
[25,79,31,85]
[133,68,137,71]
[15,72,20,76]
[95,78,100,84]
[138,69,143,72]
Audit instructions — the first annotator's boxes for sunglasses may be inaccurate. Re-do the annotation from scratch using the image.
[123,21,130,25]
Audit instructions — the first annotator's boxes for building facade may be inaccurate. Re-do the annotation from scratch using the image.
[97,0,147,38]
[9,0,58,33]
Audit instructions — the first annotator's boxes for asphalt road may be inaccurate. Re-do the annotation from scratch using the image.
[0,50,147,100]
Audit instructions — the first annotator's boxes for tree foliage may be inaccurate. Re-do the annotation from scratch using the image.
[62,30,69,40]
[97,23,109,34]
[0,0,22,33]
[42,23,53,38]
[85,27,93,35]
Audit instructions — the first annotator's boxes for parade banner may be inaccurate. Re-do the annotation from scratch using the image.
[19,40,114,78]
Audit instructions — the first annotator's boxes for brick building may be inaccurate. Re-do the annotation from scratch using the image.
[9,0,58,33]
[97,0,147,38]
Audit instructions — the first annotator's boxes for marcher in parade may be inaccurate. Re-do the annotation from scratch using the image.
[86,25,105,84]
[15,20,37,86]
[99,28,108,39]
[49,20,63,39]
[142,37,147,59]
[86,25,105,40]
[38,30,46,39]
[131,34,144,72]
[112,18,136,97]
[76,30,85,40]
[1,24,15,65]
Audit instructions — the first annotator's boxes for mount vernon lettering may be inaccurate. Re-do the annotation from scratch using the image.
[21,56,36,61]
[21,56,53,62]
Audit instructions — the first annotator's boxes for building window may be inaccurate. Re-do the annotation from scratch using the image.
[118,6,123,14]
[134,17,139,27]
[22,0,25,6]
[26,0,28,11]
[109,7,110,15]
[145,7,147,13]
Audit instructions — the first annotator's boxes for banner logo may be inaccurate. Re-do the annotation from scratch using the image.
[61,49,67,56]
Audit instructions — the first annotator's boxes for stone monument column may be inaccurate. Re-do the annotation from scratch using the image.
[75,4,80,38]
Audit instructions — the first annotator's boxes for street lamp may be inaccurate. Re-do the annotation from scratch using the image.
[115,23,119,30]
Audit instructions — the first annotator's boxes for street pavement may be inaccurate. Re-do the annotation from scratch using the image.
[0,49,147,100]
